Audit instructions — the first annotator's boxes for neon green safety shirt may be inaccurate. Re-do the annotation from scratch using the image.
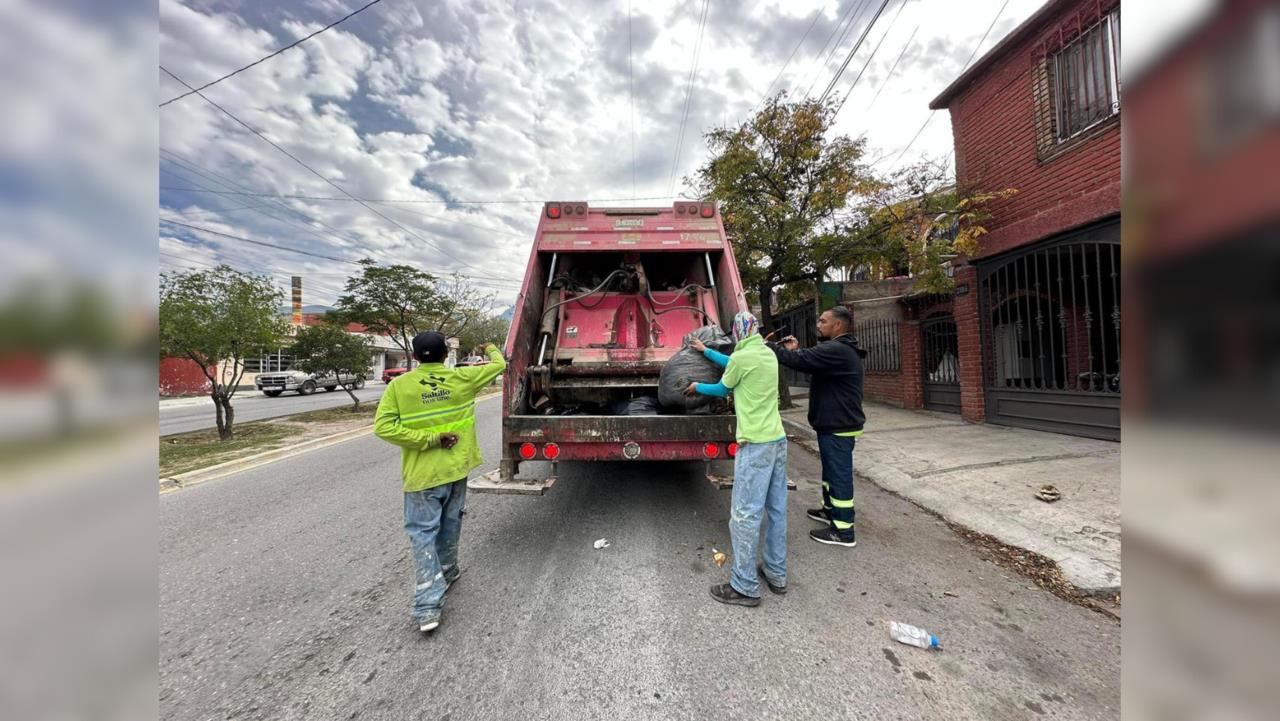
[374,345,506,492]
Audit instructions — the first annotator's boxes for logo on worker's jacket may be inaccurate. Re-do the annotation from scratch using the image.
[419,374,451,404]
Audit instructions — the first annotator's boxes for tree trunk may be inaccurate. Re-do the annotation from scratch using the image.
[342,383,361,411]
[213,391,234,441]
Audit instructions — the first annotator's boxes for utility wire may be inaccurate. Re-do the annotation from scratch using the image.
[160,218,523,284]
[628,1,636,200]
[885,0,1011,169]
[160,66,491,275]
[831,0,907,116]
[804,0,871,99]
[748,4,826,115]
[668,0,711,196]
[818,0,893,105]
[159,0,384,107]
[865,23,919,111]
[159,186,677,205]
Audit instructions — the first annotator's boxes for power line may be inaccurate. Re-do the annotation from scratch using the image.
[818,0,893,105]
[159,186,676,205]
[668,0,711,196]
[831,0,907,116]
[159,66,491,276]
[885,0,1011,169]
[160,218,523,284]
[749,4,827,115]
[865,23,919,111]
[804,0,872,99]
[159,0,384,107]
[628,1,636,200]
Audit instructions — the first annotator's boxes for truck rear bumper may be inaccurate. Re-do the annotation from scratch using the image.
[503,414,736,461]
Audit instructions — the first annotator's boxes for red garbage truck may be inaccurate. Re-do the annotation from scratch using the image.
[470,200,750,494]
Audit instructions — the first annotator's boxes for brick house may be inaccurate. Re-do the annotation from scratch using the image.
[839,0,1122,440]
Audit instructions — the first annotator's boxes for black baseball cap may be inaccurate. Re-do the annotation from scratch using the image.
[412,331,448,362]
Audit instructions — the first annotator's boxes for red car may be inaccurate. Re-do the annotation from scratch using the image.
[381,367,408,383]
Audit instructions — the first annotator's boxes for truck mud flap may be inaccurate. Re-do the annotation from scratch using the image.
[469,463,557,496]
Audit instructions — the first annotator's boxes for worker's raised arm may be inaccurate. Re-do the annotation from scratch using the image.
[768,340,846,374]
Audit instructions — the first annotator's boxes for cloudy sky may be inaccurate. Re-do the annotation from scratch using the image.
[158,0,1055,309]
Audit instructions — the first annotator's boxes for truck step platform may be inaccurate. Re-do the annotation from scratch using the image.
[469,468,557,495]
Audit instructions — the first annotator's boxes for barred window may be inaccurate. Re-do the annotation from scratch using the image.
[855,318,900,373]
[243,353,294,373]
[1050,9,1120,142]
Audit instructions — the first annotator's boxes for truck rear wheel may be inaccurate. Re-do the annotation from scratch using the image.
[299,380,316,395]
[353,378,365,389]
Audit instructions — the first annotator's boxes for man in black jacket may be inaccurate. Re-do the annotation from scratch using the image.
[769,306,867,548]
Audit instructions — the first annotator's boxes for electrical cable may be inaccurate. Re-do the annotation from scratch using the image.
[159,0,384,107]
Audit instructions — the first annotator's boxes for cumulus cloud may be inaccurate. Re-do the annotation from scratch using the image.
[159,0,1047,306]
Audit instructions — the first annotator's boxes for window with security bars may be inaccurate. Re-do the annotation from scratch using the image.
[1034,8,1120,156]
[855,318,900,372]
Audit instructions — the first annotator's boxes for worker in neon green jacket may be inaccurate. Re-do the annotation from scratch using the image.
[374,331,506,634]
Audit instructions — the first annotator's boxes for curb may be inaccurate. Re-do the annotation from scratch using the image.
[159,425,373,493]
[159,393,503,494]
[780,416,1120,597]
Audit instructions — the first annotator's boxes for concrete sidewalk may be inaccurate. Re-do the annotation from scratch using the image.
[780,398,1120,595]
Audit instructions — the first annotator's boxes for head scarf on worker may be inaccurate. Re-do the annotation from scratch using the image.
[731,311,759,342]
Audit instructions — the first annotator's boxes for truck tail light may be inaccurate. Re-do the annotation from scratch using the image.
[727,442,738,458]
[700,203,715,217]
[574,203,587,215]
[546,203,561,219]
[703,442,721,458]
[518,442,537,460]
[542,442,560,460]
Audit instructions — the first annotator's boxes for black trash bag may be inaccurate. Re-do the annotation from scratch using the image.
[628,395,662,415]
[658,326,734,412]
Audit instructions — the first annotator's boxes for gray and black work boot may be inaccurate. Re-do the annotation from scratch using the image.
[443,566,462,593]
[806,507,831,524]
[416,613,441,633]
[709,583,761,607]
[809,527,857,547]
[758,565,787,595]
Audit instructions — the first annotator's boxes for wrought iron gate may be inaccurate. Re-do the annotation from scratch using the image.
[978,221,1120,440]
[921,314,961,413]
[774,302,817,388]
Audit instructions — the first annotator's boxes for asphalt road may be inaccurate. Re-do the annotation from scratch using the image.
[160,396,1120,721]
[160,385,387,436]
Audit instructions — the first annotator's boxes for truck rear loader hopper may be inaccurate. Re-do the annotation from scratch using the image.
[470,201,777,495]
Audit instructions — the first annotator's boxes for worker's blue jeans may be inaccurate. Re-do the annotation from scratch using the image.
[728,438,789,597]
[404,478,467,621]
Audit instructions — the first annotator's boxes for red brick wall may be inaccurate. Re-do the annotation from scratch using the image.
[899,319,924,409]
[159,357,211,397]
[864,371,904,406]
[952,267,986,421]
[946,0,1121,260]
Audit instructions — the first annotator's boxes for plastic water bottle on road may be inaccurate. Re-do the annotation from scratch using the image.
[889,621,941,650]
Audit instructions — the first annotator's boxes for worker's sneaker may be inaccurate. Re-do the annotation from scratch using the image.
[758,565,787,595]
[416,613,441,633]
[809,527,857,547]
[443,566,461,593]
[709,583,761,607]
[806,507,831,524]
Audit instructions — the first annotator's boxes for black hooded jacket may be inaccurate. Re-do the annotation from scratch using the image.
[768,334,867,434]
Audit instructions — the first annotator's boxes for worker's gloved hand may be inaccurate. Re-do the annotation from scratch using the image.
[688,337,707,353]
[438,433,460,450]
[781,335,800,350]
[683,381,700,397]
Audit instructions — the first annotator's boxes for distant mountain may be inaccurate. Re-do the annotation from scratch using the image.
[498,306,514,321]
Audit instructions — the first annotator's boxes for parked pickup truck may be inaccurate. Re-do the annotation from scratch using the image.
[256,369,365,397]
